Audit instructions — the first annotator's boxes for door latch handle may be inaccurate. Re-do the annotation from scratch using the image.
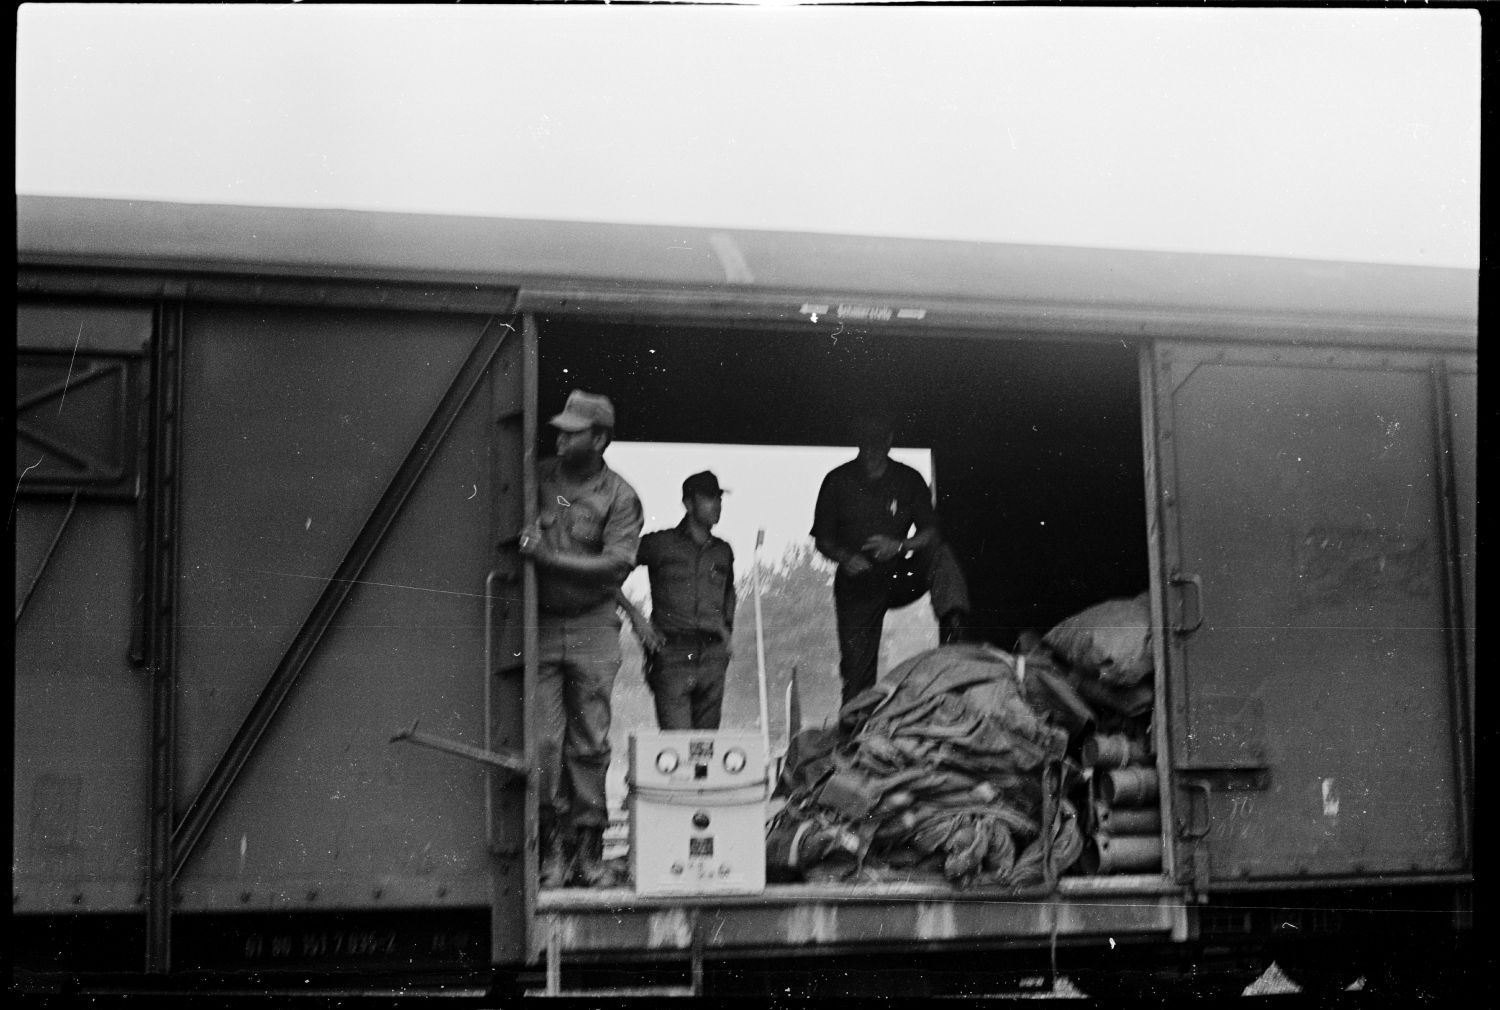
[1179,779,1212,840]
[1170,571,1205,636]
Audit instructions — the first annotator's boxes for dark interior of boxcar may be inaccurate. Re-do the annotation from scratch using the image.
[539,319,1148,647]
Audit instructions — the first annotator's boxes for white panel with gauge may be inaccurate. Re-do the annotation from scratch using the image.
[627,730,768,895]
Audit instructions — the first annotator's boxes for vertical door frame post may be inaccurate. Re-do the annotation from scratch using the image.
[145,298,184,974]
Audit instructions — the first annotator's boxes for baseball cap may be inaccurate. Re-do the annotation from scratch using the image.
[549,390,615,431]
[682,470,728,499]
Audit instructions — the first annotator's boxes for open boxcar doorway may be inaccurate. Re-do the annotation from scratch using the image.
[603,439,939,810]
[537,318,1150,656]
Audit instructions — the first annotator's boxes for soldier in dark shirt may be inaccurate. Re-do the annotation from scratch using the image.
[620,471,737,730]
[812,414,971,705]
[518,390,643,888]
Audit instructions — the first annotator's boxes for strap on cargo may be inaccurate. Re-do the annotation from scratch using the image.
[786,820,815,869]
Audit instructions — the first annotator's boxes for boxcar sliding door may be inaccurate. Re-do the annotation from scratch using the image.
[1150,342,1470,887]
[168,304,528,971]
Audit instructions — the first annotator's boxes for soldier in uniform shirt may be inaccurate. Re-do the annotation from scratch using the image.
[812,414,971,706]
[619,470,737,730]
[518,390,643,887]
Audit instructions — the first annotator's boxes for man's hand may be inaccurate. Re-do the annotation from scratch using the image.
[517,523,545,561]
[862,534,906,563]
[635,622,665,653]
[842,553,874,576]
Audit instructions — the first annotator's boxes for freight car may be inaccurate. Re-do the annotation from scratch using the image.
[14,196,1475,997]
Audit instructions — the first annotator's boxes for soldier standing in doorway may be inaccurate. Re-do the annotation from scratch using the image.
[620,470,737,730]
[812,414,971,706]
[518,390,644,887]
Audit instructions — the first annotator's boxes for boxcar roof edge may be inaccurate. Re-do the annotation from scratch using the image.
[16,195,1477,346]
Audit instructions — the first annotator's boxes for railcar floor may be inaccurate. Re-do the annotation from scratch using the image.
[537,873,1179,909]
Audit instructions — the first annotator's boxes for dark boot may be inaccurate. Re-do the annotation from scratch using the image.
[570,826,608,888]
[939,610,967,645]
[539,817,573,889]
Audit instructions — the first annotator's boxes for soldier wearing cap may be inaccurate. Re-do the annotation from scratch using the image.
[812,413,971,706]
[518,390,644,888]
[619,470,737,730]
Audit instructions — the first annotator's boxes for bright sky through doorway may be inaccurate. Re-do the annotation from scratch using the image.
[609,442,933,599]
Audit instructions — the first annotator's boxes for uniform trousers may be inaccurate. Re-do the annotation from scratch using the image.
[646,636,729,730]
[833,541,971,706]
[536,601,621,832]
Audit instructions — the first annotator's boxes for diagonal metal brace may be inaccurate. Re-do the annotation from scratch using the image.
[389,719,528,778]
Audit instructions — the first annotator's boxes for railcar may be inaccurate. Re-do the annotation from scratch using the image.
[14,195,1475,997]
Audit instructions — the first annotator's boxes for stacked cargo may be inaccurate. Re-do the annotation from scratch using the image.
[1023,593,1161,875]
[767,593,1162,886]
[767,645,1086,888]
[1084,742,1162,873]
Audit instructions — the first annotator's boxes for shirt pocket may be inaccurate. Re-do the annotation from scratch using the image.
[567,506,604,546]
[657,554,692,585]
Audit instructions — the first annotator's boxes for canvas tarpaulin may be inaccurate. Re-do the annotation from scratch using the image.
[769,644,1084,888]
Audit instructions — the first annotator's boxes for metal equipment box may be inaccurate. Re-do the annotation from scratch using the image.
[628,731,767,896]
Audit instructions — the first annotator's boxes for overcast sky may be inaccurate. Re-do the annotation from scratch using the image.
[16,4,1479,268]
